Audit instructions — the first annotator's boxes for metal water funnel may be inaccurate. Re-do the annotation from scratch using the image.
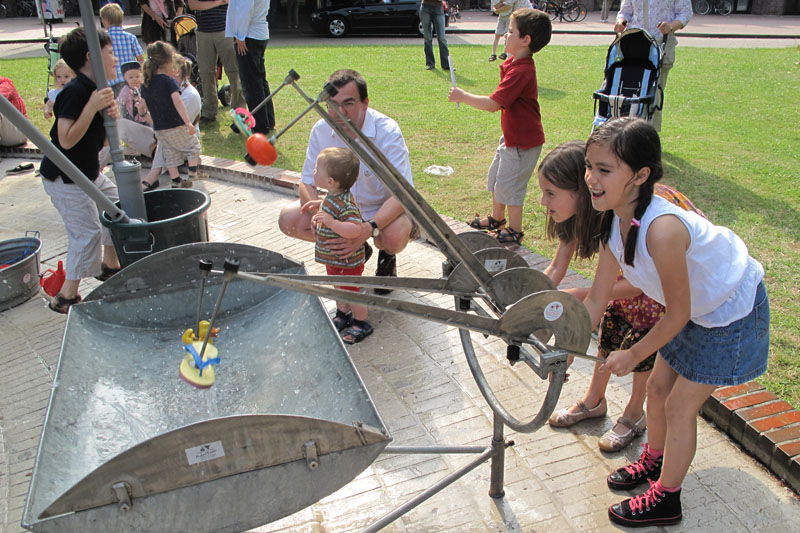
[22,242,389,532]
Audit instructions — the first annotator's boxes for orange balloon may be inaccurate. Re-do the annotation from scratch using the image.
[246,133,278,166]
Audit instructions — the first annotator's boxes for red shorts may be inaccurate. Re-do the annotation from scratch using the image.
[326,263,365,292]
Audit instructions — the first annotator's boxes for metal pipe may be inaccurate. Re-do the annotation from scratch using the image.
[488,414,506,499]
[198,259,239,360]
[248,69,300,117]
[287,81,505,314]
[362,446,498,533]
[382,445,487,455]
[0,95,129,222]
[78,0,147,222]
[195,259,213,340]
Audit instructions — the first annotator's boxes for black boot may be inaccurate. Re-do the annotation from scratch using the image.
[374,250,396,295]
[608,480,682,527]
[607,443,663,490]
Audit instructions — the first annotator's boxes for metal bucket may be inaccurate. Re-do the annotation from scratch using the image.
[22,242,390,533]
[0,234,42,311]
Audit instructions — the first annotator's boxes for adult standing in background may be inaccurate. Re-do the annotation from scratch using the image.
[138,0,184,45]
[188,0,246,125]
[419,0,450,71]
[287,0,300,29]
[227,0,276,164]
[614,0,692,131]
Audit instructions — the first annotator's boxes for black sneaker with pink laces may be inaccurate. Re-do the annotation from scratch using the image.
[607,443,663,490]
[608,479,682,527]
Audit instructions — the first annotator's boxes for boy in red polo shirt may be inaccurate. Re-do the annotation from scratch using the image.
[449,8,551,245]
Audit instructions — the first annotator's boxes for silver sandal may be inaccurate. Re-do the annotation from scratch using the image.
[598,414,646,452]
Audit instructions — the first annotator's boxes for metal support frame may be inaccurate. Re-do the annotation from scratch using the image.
[193,71,597,531]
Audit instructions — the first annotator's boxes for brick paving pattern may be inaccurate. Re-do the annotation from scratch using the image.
[1,156,799,531]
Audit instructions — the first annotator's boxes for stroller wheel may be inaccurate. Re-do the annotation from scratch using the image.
[218,84,232,108]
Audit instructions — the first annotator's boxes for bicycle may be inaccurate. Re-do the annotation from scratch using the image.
[693,0,732,16]
[543,0,587,23]
[0,0,37,17]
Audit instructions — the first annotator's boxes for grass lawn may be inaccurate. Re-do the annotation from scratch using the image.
[5,44,799,407]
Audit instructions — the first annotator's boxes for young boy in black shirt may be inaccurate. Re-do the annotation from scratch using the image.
[38,27,123,314]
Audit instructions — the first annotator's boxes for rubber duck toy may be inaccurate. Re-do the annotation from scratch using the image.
[179,320,221,389]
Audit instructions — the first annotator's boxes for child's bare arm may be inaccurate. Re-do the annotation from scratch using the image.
[44,99,54,119]
[311,212,362,239]
[449,88,502,112]
[58,87,116,149]
[171,92,196,135]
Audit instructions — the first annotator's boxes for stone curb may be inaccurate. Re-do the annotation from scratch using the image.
[3,143,798,497]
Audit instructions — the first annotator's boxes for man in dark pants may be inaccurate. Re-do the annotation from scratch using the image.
[226,0,275,165]
[189,0,245,125]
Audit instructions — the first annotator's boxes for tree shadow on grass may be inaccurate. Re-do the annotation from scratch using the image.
[662,151,799,242]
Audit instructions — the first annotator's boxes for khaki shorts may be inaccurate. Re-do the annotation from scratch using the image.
[154,125,201,168]
[486,138,542,206]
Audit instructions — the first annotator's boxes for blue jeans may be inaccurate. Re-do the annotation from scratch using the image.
[419,5,450,69]
[235,38,275,134]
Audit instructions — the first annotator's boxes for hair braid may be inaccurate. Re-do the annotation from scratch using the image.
[623,181,655,266]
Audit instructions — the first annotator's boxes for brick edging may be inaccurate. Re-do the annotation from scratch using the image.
[4,144,798,496]
[701,382,800,494]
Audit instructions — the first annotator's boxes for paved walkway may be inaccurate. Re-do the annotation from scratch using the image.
[0,11,797,59]
[1,151,799,532]
[1,8,799,532]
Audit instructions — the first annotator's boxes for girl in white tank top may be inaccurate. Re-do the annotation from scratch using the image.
[581,117,769,528]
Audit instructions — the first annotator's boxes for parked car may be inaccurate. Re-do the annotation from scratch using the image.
[310,0,450,38]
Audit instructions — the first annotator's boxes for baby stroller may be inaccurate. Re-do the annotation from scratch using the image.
[43,21,61,98]
[591,28,663,130]
[170,14,232,107]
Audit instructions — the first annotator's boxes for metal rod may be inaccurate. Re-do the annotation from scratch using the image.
[198,259,238,360]
[0,95,129,222]
[234,271,500,338]
[195,260,213,341]
[382,445,487,455]
[269,80,333,143]
[249,69,300,116]
[362,446,498,533]
[286,80,505,314]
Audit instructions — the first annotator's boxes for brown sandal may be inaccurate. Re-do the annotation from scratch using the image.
[467,213,506,231]
[494,226,524,245]
[48,293,82,314]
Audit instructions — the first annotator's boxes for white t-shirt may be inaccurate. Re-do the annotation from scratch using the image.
[301,107,413,221]
[180,82,201,125]
[609,195,764,328]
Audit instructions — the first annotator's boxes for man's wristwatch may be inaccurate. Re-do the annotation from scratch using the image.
[368,220,380,238]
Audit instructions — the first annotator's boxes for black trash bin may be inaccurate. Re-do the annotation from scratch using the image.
[101,188,211,268]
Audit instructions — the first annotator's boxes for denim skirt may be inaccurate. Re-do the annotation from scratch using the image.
[660,283,769,386]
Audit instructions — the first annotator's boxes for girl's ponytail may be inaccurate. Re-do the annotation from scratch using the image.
[143,41,176,87]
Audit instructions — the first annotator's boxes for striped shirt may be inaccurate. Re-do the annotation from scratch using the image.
[107,26,143,85]
[195,1,229,33]
[315,191,366,268]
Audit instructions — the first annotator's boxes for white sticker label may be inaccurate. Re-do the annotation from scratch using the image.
[484,259,507,273]
[185,440,225,465]
[23,273,31,284]
[543,302,563,322]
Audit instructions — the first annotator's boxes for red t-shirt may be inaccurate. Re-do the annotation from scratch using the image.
[489,57,544,150]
